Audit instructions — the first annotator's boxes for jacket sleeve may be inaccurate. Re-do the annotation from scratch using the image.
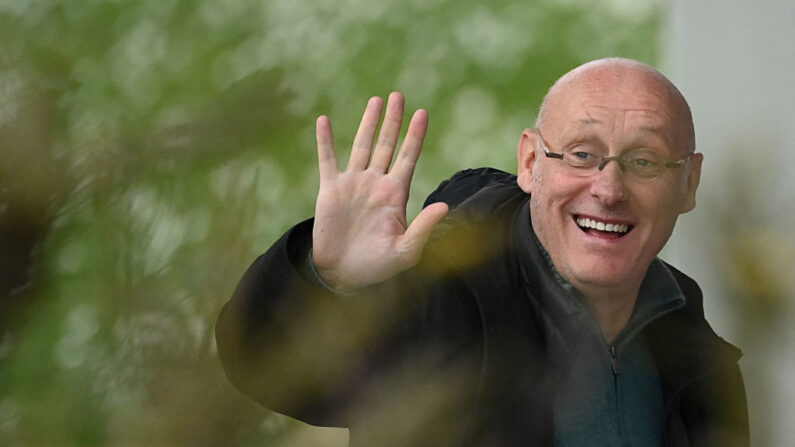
[214,169,516,430]
[215,218,368,426]
[653,264,750,447]
[215,217,485,430]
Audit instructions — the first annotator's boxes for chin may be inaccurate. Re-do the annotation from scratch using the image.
[567,261,641,290]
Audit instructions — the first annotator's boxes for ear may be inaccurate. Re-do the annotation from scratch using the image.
[517,129,538,194]
[679,152,703,214]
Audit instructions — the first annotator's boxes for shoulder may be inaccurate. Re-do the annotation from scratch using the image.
[420,168,528,273]
[424,168,526,222]
[652,261,743,360]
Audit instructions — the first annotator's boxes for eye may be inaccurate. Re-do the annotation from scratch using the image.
[626,149,661,167]
[631,157,657,167]
[625,149,664,177]
[563,144,601,168]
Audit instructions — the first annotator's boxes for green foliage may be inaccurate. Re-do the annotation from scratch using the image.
[0,0,660,445]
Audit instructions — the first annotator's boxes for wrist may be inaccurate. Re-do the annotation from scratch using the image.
[307,249,360,295]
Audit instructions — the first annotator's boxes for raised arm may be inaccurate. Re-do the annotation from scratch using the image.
[312,92,449,291]
[216,93,455,427]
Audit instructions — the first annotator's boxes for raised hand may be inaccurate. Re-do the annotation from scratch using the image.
[311,92,449,291]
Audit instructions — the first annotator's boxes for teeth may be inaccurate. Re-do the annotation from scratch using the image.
[575,217,630,234]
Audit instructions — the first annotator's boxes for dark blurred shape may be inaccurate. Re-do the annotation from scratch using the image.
[147,69,295,166]
[0,82,70,340]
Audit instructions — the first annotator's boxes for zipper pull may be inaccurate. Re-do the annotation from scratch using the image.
[609,345,620,375]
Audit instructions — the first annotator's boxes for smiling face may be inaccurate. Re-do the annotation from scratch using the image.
[517,59,703,296]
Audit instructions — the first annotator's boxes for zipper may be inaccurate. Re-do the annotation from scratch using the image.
[609,344,625,440]
[609,344,620,375]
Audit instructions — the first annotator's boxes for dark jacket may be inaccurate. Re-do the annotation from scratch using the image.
[216,168,749,447]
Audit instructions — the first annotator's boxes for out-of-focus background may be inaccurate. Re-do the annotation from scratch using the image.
[0,0,791,445]
[663,1,795,445]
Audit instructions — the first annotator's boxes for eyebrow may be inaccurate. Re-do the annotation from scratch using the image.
[577,117,601,126]
[560,118,601,137]
[560,121,672,152]
[575,119,665,135]
[634,125,675,149]
[571,118,669,138]
[636,124,668,136]
[558,118,601,139]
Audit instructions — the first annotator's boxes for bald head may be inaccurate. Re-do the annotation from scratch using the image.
[515,57,704,305]
[537,58,695,155]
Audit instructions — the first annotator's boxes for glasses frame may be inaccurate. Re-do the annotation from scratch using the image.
[535,128,693,180]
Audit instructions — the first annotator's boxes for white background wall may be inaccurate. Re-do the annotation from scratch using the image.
[663,1,795,445]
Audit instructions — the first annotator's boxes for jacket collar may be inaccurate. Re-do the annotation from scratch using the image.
[513,200,588,371]
[511,198,739,389]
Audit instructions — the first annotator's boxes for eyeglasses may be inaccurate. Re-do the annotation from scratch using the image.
[535,129,693,180]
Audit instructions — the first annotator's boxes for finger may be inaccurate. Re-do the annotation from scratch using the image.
[369,92,404,173]
[347,96,384,171]
[390,108,428,182]
[316,115,338,180]
[399,201,449,265]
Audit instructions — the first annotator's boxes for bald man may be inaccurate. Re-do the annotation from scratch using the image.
[216,58,749,446]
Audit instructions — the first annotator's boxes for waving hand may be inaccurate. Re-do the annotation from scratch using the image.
[311,92,449,291]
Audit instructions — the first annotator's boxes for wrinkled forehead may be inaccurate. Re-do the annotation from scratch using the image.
[555,91,677,147]
[541,63,694,153]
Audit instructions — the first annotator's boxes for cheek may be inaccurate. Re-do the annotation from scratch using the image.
[529,180,577,241]
[534,172,584,209]
[533,164,543,183]
[640,188,685,237]
[529,194,554,245]
[529,195,544,229]
[532,179,558,210]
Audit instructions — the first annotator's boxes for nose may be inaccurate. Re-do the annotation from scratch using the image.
[589,161,628,206]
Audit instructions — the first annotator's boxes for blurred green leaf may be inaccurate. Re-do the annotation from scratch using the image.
[0,0,661,445]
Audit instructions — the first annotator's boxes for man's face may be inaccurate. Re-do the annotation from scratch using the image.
[517,65,702,293]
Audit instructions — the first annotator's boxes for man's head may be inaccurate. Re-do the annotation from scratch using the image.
[517,58,703,295]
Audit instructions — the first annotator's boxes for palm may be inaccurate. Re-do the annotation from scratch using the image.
[311,93,448,291]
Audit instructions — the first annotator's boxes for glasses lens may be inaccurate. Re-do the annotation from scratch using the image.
[624,148,664,179]
[562,145,601,170]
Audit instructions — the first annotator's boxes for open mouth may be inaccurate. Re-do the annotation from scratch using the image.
[575,216,633,238]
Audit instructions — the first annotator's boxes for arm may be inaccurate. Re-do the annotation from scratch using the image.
[215,93,451,426]
[215,216,485,437]
[215,218,372,426]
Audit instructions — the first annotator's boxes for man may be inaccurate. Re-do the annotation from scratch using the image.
[216,58,749,446]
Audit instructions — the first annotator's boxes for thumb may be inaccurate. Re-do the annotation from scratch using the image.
[399,201,449,263]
